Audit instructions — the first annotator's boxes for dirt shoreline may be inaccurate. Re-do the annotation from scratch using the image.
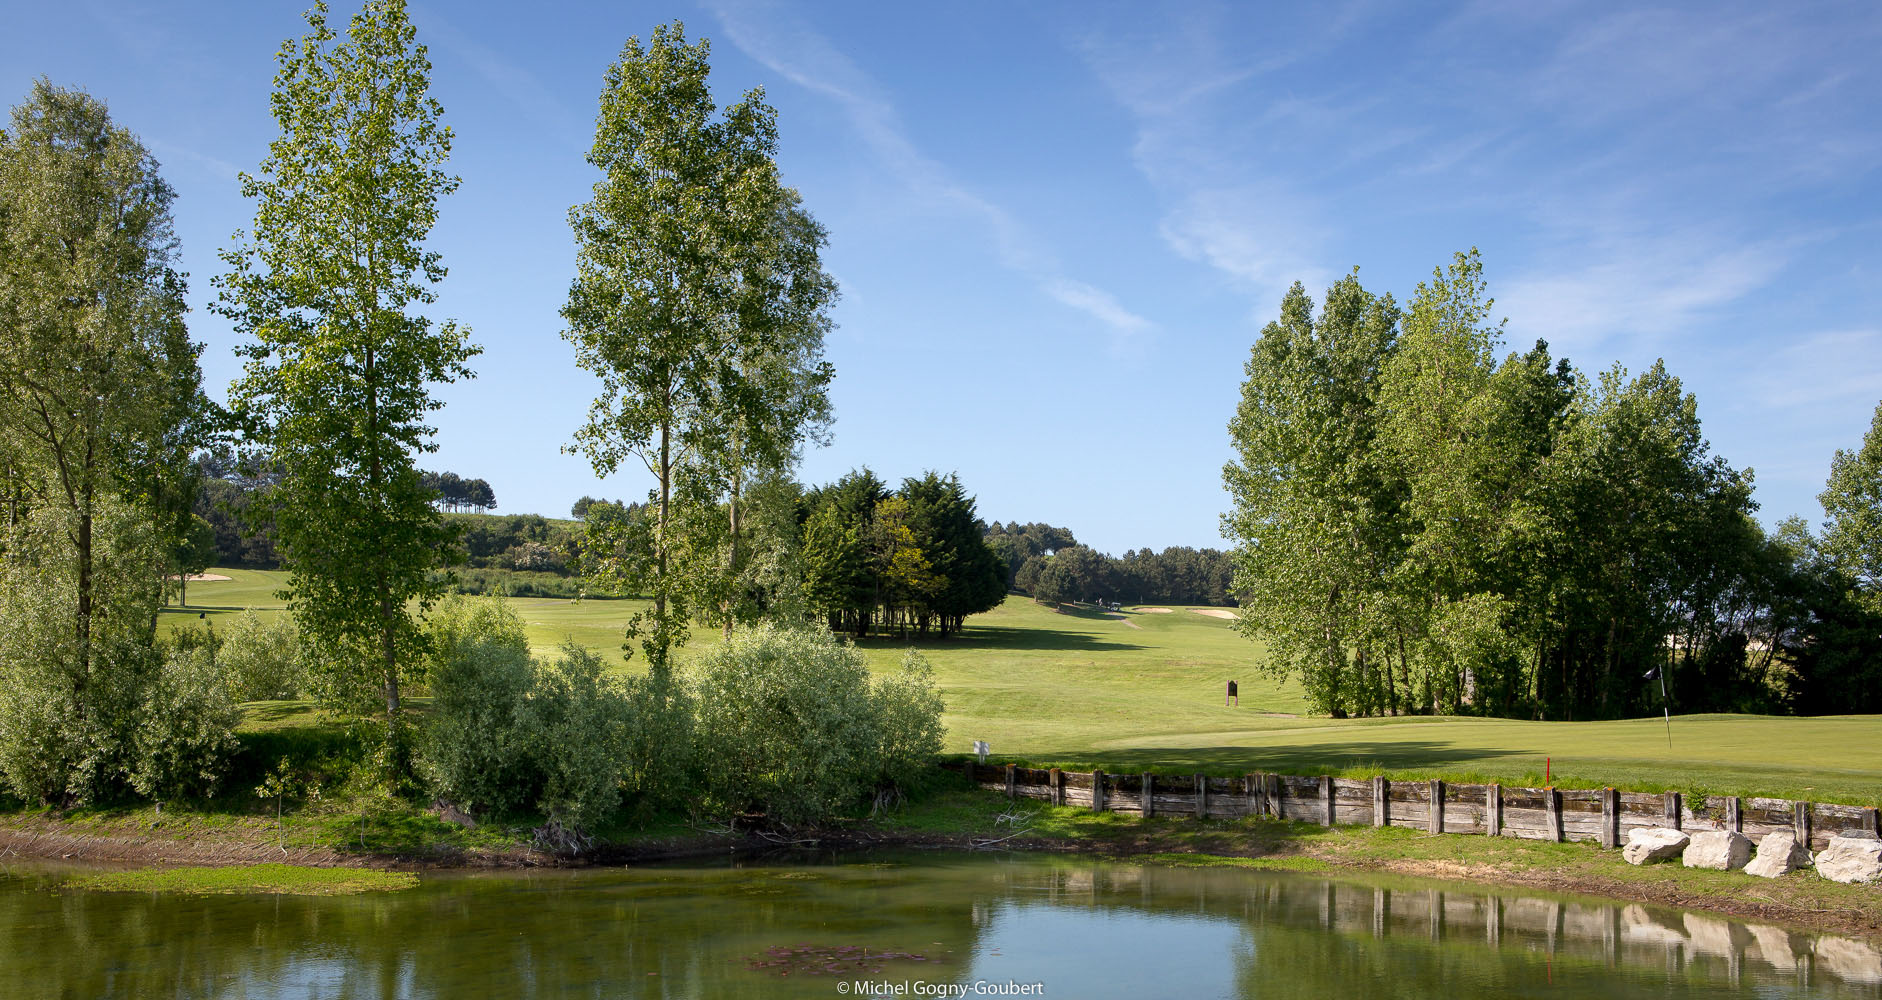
[4,818,1876,942]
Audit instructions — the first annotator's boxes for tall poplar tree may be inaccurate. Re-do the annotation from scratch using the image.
[215,1,476,735]
[564,22,836,673]
[0,81,207,803]
[1223,271,1401,717]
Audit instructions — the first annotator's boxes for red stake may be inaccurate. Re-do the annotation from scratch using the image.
[1546,756,1551,785]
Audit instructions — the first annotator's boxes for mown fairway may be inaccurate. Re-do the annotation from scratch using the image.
[177,571,1882,804]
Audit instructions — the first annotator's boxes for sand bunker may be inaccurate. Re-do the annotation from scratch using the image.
[1136,607,1173,614]
[1190,608,1239,620]
[166,573,231,582]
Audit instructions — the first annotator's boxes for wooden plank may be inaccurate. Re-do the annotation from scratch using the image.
[1488,784,1501,838]
[1547,788,1564,842]
[1005,764,1016,799]
[1600,788,1618,849]
[1664,791,1681,830]
[1050,768,1063,807]
[1429,780,1443,834]
[1727,796,1742,833]
[1374,777,1389,828]
[1793,800,1810,845]
[1867,807,1881,838]
[1323,775,1337,826]
[1141,773,1154,818]
[1246,773,1261,818]
[1195,773,1209,819]
[1092,770,1106,813]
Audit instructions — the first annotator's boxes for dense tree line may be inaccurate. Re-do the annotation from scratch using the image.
[191,447,281,568]
[983,522,1235,606]
[799,470,1007,637]
[1225,251,1882,720]
[419,471,496,513]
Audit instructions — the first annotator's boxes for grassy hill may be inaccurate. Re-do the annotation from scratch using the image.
[171,571,1882,804]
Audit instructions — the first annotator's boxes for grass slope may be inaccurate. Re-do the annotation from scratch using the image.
[178,572,1882,805]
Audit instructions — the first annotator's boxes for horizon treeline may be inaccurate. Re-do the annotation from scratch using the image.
[1225,250,1882,721]
[985,522,1235,607]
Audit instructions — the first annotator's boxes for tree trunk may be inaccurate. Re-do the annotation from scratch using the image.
[724,461,741,638]
[365,346,400,723]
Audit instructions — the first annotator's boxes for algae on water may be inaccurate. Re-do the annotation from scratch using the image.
[65,863,417,896]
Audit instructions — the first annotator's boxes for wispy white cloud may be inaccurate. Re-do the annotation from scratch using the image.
[144,139,239,182]
[417,6,585,148]
[699,0,1154,349]
[1498,235,1789,358]
[1157,188,1329,309]
[1747,329,1882,412]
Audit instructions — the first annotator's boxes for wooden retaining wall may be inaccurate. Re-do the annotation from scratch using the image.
[963,763,1882,851]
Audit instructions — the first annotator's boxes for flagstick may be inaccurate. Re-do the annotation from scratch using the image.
[1659,665,1671,750]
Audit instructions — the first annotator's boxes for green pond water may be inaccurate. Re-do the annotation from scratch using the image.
[1,850,1877,998]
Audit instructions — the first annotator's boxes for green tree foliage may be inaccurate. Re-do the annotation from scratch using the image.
[1222,270,1401,716]
[216,0,477,735]
[190,447,281,568]
[0,81,202,686]
[1226,250,1774,720]
[419,597,647,832]
[990,522,1233,606]
[690,624,942,824]
[130,643,240,801]
[0,83,228,805]
[799,469,1004,637]
[564,22,835,673]
[1820,399,1882,614]
[216,609,305,702]
[170,514,218,608]
[418,471,496,513]
[900,472,1007,634]
[982,521,1076,589]
[801,504,873,635]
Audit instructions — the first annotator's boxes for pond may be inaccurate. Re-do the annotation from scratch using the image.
[1,850,1877,998]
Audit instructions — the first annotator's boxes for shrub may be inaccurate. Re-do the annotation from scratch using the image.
[418,598,638,831]
[217,610,305,701]
[0,501,166,805]
[131,645,241,800]
[871,649,947,792]
[518,646,634,831]
[418,596,535,815]
[690,625,945,825]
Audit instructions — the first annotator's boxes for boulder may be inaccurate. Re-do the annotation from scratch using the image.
[1682,830,1752,871]
[1623,827,1689,865]
[1814,834,1882,885]
[1744,831,1812,878]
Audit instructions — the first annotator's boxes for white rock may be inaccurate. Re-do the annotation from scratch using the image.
[1682,830,1753,871]
[1814,834,1882,885]
[1623,827,1689,865]
[1744,830,1813,878]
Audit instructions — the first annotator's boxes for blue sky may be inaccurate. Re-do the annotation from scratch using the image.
[7,1,1880,553]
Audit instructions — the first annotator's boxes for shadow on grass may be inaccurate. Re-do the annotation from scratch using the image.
[1012,740,1529,776]
[848,624,1145,654]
